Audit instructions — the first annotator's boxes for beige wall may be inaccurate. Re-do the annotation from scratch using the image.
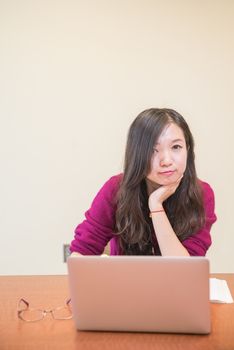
[0,0,233,274]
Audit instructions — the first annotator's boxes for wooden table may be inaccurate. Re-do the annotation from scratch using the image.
[0,274,233,350]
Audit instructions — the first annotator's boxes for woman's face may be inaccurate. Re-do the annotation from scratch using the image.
[147,123,188,186]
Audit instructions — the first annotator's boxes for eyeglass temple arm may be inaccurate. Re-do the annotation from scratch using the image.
[66,298,71,306]
[18,298,29,310]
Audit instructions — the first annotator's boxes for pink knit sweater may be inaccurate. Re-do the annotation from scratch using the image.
[70,174,217,256]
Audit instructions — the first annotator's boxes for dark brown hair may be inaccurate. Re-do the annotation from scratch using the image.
[115,108,205,255]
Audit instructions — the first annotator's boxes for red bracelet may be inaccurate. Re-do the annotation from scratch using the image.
[149,209,164,217]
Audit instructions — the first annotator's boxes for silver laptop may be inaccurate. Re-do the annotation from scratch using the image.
[67,256,210,334]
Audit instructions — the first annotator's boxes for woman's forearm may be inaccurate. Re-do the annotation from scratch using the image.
[151,211,189,256]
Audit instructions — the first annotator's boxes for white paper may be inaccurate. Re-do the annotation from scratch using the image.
[209,278,234,303]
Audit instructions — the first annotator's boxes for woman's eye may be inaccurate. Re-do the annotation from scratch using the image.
[153,148,158,153]
[172,144,182,150]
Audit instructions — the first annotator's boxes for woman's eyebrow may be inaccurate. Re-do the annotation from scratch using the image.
[155,138,184,146]
[171,138,184,143]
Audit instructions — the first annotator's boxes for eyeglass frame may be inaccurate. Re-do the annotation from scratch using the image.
[17,297,72,322]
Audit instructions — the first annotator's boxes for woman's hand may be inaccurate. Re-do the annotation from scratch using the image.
[148,175,183,211]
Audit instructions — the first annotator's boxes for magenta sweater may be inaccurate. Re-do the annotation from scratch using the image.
[70,174,217,256]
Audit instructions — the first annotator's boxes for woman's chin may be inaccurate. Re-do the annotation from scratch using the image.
[147,177,175,187]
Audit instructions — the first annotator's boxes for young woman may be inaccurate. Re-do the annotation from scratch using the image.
[70,108,217,256]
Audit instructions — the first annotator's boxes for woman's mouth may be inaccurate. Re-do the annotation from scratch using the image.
[158,170,176,176]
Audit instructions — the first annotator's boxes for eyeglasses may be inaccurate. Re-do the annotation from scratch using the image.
[17,298,72,322]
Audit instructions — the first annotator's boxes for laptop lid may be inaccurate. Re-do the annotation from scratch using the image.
[67,256,210,334]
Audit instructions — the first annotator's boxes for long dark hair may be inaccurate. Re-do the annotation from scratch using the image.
[115,108,205,255]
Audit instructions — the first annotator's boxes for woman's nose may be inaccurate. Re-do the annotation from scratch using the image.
[159,151,173,166]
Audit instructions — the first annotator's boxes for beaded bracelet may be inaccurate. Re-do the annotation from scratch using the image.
[149,209,164,218]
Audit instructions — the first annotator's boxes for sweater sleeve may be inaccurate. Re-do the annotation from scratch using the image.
[70,175,122,255]
[182,181,217,256]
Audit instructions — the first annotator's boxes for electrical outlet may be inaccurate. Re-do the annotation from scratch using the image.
[63,244,71,262]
